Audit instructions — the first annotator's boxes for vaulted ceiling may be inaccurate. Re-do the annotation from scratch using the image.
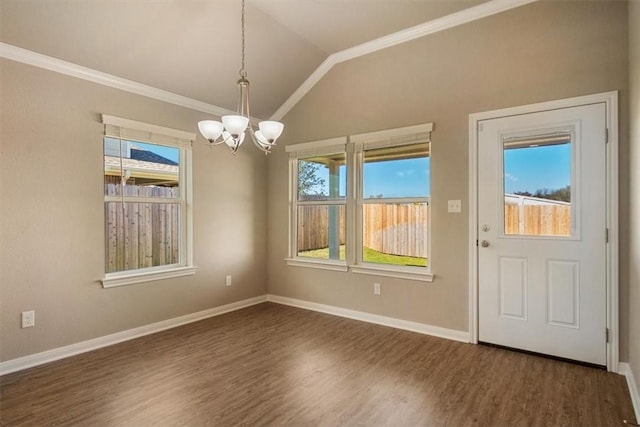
[0,0,488,119]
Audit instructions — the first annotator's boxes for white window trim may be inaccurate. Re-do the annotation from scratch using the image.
[101,266,197,288]
[287,137,348,270]
[284,258,349,272]
[100,115,196,288]
[351,264,433,282]
[286,123,433,282]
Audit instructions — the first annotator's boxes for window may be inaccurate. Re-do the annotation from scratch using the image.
[502,130,573,237]
[287,124,433,281]
[287,138,348,271]
[359,143,430,268]
[296,152,347,261]
[101,115,196,288]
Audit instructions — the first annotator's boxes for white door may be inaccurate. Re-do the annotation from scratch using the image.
[478,103,607,366]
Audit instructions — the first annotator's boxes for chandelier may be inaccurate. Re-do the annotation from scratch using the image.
[198,0,284,154]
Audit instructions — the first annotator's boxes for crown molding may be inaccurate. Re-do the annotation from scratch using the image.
[269,56,336,123]
[0,42,237,118]
[270,0,538,121]
[1,0,537,123]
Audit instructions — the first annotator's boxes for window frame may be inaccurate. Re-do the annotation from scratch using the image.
[286,137,349,272]
[286,124,433,282]
[100,115,196,288]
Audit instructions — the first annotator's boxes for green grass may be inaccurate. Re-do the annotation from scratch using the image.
[298,245,427,267]
[362,247,427,267]
[298,245,346,260]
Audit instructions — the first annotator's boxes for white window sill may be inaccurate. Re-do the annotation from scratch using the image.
[351,264,433,282]
[285,258,433,282]
[285,258,349,272]
[101,266,197,288]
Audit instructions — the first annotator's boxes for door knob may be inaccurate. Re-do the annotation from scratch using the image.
[481,240,490,248]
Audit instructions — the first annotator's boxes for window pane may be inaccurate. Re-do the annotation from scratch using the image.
[104,138,180,198]
[363,203,428,267]
[297,153,346,201]
[503,136,571,237]
[363,143,429,199]
[105,202,181,273]
[297,205,345,261]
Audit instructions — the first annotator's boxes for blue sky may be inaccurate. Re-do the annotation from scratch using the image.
[364,158,430,198]
[504,144,571,194]
[306,143,570,199]
[131,140,569,197]
[136,141,432,199]
[133,141,180,162]
[105,138,180,162]
[309,157,430,198]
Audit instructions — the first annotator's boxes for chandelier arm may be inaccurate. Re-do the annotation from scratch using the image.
[247,128,276,153]
[207,138,228,147]
[230,134,242,153]
[222,131,240,152]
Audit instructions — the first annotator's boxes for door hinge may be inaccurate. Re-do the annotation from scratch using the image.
[606,328,610,343]
[605,128,609,144]
[606,228,609,243]
[476,239,479,247]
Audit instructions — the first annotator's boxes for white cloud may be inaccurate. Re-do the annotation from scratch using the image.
[505,173,518,182]
[396,169,416,178]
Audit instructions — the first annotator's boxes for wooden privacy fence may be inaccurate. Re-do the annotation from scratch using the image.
[297,205,346,252]
[298,196,571,257]
[504,194,570,236]
[105,183,180,273]
[297,203,429,258]
[363,204,428,258]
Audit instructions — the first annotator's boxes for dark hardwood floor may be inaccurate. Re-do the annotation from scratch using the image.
[0,302,636,426]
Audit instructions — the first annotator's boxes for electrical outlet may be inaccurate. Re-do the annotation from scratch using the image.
[21,310,35,328]
[374,282,381,295]
[225,275,232,286]
[448,200,462,213]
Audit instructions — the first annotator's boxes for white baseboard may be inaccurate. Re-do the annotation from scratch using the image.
[267,294,470,343]
[0,295,267,376]
[2,294,472,376]
[619,362,640,422]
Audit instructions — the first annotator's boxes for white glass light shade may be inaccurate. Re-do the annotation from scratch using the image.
[254,130,269,148]
[198,120,224,141]
[222,115,249,136]
[222,131,245,148]
[258,120,284,142]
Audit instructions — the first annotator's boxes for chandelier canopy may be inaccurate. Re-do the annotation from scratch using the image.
[198,0,284,154]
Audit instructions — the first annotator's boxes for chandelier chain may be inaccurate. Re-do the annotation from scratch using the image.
[240,0,247,78]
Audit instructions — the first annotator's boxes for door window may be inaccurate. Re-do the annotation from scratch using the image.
[502,130,573,237]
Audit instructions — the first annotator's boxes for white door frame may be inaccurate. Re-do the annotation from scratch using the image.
[468,91,619,372]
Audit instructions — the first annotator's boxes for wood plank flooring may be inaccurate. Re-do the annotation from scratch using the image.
[0,302,636,426]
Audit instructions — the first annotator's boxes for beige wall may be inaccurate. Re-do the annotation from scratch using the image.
[628,0,640,386]
[267,1,630,346]
[0,1,632,367]
[0,61,268,362]
[0,1,327,120]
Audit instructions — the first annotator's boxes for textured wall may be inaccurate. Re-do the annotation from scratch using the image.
[267,1,629,349]
[0,61,268,362]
